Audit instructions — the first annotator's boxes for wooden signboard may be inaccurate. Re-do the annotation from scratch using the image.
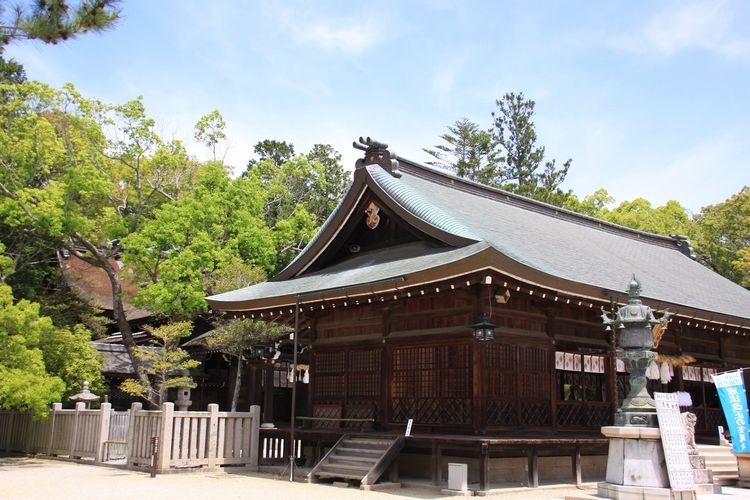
[654,392,695,492]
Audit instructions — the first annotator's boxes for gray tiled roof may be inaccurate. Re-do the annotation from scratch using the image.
[397,166,750,321]
[207,158,750,323]
[208,241,491,307]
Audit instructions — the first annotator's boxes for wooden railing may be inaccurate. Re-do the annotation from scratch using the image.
[0,402,260,473]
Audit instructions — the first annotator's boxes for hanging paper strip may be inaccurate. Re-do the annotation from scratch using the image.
[584,355,592,373]
[573,354,582,372]
[564,353,574,371]
[616,358,626,373]
[555,351,565,370]
[712,370,750,454]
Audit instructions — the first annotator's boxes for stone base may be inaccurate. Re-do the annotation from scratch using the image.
[601,426,669,488]
[597,482,696,499]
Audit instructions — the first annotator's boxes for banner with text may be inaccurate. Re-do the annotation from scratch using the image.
[712,369,750,454]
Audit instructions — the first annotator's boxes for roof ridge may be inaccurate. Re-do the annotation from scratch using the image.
[396,157,687,253]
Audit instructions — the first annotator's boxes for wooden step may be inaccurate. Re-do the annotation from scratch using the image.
[320,462,371,473]
[308,434,405,486]
[329,454,379,464]
[316,471,366,481]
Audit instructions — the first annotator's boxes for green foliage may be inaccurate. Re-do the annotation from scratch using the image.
[244,141,349,270]
[0,54,25,84]
[206,256,266,296]
[691,187,750,288]
[563,189,615,217]
[122,163,275,318]
[0,282,104,415]
[194,109,226,162]
[0,0,120,46]
[246,139,295,170]
[119,321,199,405]
[427,93,572,206]
[603,198,690,236]
[423,117,499,185]
[491,92,572,203]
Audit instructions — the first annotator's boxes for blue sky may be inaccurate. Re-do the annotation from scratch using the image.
[6,0,750,213]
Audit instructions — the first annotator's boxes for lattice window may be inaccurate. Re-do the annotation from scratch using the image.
[313,350,346,399]
[391,343,471,425]
[348,348,381,399]
[486,343,516,400]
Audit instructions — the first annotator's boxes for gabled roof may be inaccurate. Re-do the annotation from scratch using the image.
[207,142,750,328]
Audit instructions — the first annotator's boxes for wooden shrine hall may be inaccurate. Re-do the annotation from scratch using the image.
[206,138,750,490]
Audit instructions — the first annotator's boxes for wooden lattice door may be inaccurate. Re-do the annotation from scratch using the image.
[390,342,472,427]
[486,340,551,428]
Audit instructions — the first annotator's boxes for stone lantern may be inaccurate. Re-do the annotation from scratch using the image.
[69,381,100,409]
[602,275,669,427]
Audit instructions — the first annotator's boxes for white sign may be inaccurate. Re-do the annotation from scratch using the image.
[654,392,695,492]
[405,418,413,437]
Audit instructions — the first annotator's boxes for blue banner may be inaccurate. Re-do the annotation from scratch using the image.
[712,370,750,454]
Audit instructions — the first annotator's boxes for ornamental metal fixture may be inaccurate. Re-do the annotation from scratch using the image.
[365,201,381,229]
[353,136,401,178]
[601,275,670,427]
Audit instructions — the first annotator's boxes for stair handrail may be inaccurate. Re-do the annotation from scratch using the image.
[360,436,405,486]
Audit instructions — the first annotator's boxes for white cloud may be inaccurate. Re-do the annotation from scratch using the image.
[613,0,750,59]
[268,4,384,54]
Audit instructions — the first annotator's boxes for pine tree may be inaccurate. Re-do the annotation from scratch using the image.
[0,0,120,46]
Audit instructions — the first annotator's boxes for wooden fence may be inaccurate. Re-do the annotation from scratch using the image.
[0,402,260,472]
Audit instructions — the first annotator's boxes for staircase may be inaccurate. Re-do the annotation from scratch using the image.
[308,435,404,486]
[698,443,738,486]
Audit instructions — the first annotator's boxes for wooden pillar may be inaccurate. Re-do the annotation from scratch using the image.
[262,362,275,427]
[479,442,490,492]
[546,309,558,430]
[527,446,538,488]
[572,445,582,487]
[432,442,442,485]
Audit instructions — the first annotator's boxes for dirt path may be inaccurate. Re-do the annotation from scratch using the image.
[0,456,605,499]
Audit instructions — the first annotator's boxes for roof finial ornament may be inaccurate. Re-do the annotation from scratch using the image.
[353,136,401,178]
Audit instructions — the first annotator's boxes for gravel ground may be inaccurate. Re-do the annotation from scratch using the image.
[0,456,603,500]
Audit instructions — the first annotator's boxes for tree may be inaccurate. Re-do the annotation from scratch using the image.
[602,198,691,236]
[0,82,197,408]
[563,188,614,217]
[245,139,295,171]
[307,143,350,221]
[491,92,572,204]
[119,321,199,406]
[194,109,226,162]
[0,0,120,46]
[423,118,499,185]
[691,187,749,288]
[0,274,104,414]
[243,141,350,269]
[207,318,287,411]
[0,53,25,83]
[122,163,276,319]
[0,282,65,414]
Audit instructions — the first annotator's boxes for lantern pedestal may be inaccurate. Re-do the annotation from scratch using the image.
[736,454,750,488]
[598,426,716,499]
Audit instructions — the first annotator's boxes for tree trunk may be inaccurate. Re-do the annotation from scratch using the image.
[77,238,159,409]
[231,353,243,412]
